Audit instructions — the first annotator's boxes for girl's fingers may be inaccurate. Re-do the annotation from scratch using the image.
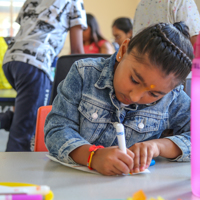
[107,171,117,176]
[133,148,140,173]
[114,153,133,174]
[104,161,130,176]
[139,148,147,171]
[127,148,135,159]
[99,167,121,176]
[146,148,154,168]
[112,165,125,175]
[119,149,134,170]
[129,142,157,172]
[93,147,134,175]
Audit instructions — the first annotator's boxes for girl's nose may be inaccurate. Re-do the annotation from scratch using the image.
[129,89,145,103]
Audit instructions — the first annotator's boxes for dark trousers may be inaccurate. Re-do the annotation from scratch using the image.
[3,61,52,151]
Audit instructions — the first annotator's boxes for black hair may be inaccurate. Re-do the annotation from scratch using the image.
[127,22,194,84]
[86,13,105,46]
[112,17,133,34]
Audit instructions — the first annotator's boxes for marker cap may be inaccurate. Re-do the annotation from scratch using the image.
[116,123,124,133]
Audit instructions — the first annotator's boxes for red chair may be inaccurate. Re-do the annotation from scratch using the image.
[34,105,52,152]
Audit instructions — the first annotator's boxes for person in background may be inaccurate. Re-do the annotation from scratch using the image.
[132,0,200,46]
[0,0,87,152]
[83,13,113,54]
[112,17,133,47]
[44,22,193,176]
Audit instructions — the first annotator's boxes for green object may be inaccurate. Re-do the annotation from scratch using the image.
[0,37,12,89]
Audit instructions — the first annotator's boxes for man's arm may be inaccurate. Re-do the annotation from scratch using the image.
[69,25,84,54]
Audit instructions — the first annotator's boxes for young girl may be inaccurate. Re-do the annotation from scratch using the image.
[45,22,193,176]
[112,17,133,46]
[83,13,113,54]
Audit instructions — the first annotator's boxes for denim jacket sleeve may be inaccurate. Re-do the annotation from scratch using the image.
[44,61,90,164]
[165,86,191,162]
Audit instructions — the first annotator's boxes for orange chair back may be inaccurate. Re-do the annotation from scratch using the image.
[34,105,52,152]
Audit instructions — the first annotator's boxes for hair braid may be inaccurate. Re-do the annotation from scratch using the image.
[155,23,192,69]
[127,21,194,84]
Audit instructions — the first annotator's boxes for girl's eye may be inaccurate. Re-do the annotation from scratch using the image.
[149,92,158,98]
[131,77,139,84]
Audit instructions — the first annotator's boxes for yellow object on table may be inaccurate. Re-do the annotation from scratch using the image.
[0,37,12,89]
[127,190,166,200]
[0,182,54,200]
[132,190,146,200]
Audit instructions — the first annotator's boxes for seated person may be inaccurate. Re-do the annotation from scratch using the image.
[83,13,113,54]
[112,17,133,47]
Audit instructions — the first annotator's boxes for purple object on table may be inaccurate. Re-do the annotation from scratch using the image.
[2,194,43,200]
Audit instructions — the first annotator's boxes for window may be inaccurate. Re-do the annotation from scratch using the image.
[0,0,25,37]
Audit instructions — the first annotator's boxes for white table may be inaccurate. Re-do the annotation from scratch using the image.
[0,152,199,200]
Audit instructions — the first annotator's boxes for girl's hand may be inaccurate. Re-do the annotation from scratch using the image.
[129,141,160,173]
[91,146,134,176]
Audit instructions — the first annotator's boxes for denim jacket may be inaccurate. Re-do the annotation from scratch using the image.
[44,52,191,164]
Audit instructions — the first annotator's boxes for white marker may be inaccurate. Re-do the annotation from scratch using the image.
[0,185,50,195]
[115,123,127,154]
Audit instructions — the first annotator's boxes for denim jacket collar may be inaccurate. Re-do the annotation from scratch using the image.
[94,51,117,91]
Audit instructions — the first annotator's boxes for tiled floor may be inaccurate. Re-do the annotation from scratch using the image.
[0,129,9,152]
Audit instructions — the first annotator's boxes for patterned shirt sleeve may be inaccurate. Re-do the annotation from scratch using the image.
[174,0,200,36]
[132,0,200,37]
[68,0,87,30]
[15,0,26,25]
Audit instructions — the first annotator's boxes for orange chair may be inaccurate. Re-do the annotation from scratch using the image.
[34,105,52,152]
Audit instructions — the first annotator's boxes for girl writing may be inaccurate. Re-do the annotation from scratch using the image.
[45,22,193,176]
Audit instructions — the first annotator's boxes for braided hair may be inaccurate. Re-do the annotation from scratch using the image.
[127,22,194,85]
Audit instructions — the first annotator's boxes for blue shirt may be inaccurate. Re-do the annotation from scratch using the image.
[44,52,191,164]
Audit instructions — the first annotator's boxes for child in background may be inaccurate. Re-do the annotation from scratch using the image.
[83,13,113,54]
[112,17,133,47]
[45,22,193,176]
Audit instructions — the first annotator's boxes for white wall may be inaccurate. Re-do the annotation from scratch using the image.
[195,0,200,11]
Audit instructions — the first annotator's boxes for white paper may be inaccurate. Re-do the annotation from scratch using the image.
[46,154,150,175]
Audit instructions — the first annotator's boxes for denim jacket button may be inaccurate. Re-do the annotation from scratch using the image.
[92,113,98,119]
[138,122,144,129]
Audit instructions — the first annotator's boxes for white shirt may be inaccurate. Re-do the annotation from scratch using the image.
[133,0,200,37]
[3,0,87,82]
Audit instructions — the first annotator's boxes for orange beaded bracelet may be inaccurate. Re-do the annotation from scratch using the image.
[87,145,104,170]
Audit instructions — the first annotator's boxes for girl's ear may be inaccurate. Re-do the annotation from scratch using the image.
[116,38,130,62]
